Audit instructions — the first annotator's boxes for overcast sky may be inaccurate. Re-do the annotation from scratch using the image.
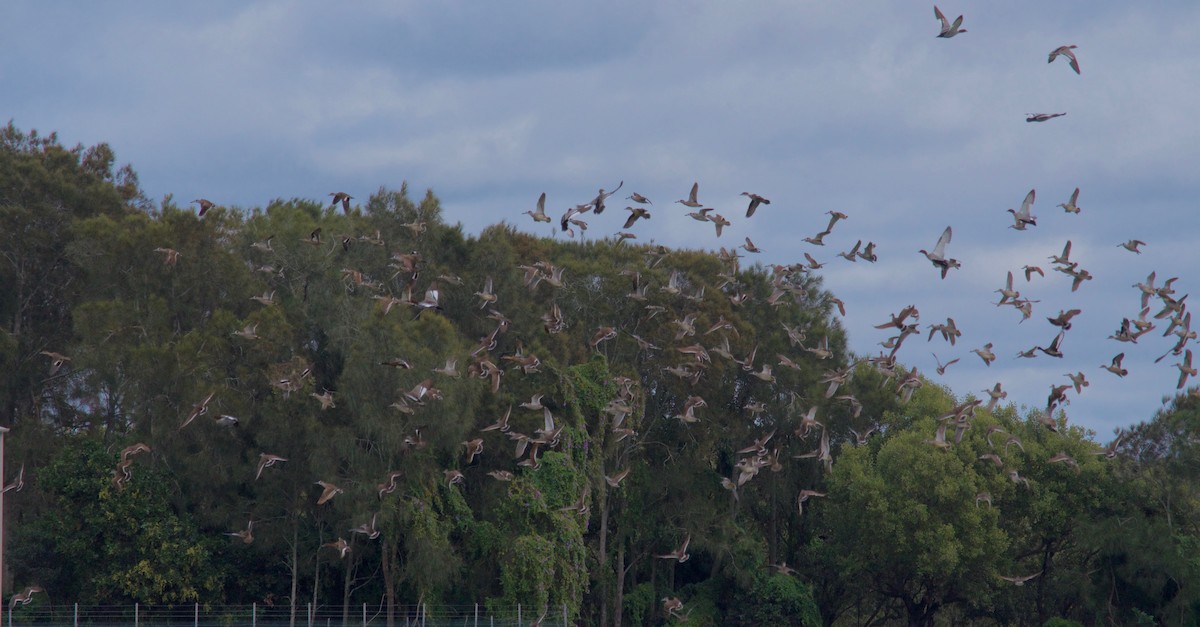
[6,1,1200,438]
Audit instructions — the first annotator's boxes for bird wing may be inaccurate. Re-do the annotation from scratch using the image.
[934,5,948,27]
[1019,189,1036,218]
[933,226,952,258]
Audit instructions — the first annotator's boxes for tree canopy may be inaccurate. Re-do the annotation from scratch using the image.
[2,123,1196,626]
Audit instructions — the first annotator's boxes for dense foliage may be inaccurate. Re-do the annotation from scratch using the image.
[3,123,1198,625]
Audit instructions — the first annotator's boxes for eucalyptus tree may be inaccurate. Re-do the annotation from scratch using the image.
[1078,393,1200,624]
[0,124,141,428]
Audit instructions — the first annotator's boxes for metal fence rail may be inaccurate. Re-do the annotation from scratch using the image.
[4,603,570,627]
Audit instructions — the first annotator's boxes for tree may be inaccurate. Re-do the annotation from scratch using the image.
[11,437,223,603]
[819,386,1009,626]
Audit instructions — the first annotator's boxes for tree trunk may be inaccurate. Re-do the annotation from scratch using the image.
[613,541,625,627]
[382,535,395,627]
[290,519,299,627]
[341,544,354,627]
[768,471,778,565]
[312,529,321,623]
[598,488,610,627]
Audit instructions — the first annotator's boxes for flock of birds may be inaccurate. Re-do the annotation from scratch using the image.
[7,6,1188,621]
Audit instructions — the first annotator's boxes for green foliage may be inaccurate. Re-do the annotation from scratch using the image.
[622,582,655,627]
[12,437,223,603]
[1043,618,1085,627]
[397,486,461,600]
[727,573,821,626]
[490,456,588,618]
[821,390,1013,623]
[3,122,1199,627]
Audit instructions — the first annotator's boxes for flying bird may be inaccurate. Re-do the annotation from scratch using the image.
[153,247,181,266]
[482,406,513,432]
[588,181,622,215]
[1036,330,1067,358]
[604,468,631,488]
[919,226,960,279]
[525,192,551,223]
[999,572,1042,586]
[1048,45,1080,74]
[179,391,216,430]
[350,513,380,540]
[475,277,497,309]
[740,192,771,218]
[329,192,353,212]
[1058,187,1081,214]
[656,535,691,562]
[311,389,335,410]
[1049,240,1073,266]
[40,351,71,376]
[1119,239,1147,254]
[192,198,214,216]
[463,438,484,464]
[1176,350,1196,389]
[1047,309,1082,330]
[676,182,703,208]
[934,5,967,38]
[973,343,996,366]
[488,470,515,481]
[255,453,288,480]
[316,480,343,505]
[1007,189,1037,230]
[323,537,350,559]
[627,192,652,204]
[932,353,960,376]
[983,382,1007,411]
[623,206,651,229]
[8,586,44,608]
[225,520,255,544]
[3,464,24,493]
[1026,113,1067,122]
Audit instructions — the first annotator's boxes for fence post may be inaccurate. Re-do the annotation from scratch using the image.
[195,602,199,627]
[74,603,79,627]
[474,603,478,627]
[362,602,366,627]
[517,604,521,626]
[562,603,567,626]
[253,602,257,627]
[135,602,140,627]
[307,602,313,627]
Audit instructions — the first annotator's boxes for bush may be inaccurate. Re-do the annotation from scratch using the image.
[727,572,821,627]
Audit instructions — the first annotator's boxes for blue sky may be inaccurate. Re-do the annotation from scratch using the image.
[6,1,1200,437]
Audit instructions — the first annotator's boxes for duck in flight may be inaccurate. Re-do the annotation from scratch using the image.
[1048,45,1080,74]
[934,6,966,38]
